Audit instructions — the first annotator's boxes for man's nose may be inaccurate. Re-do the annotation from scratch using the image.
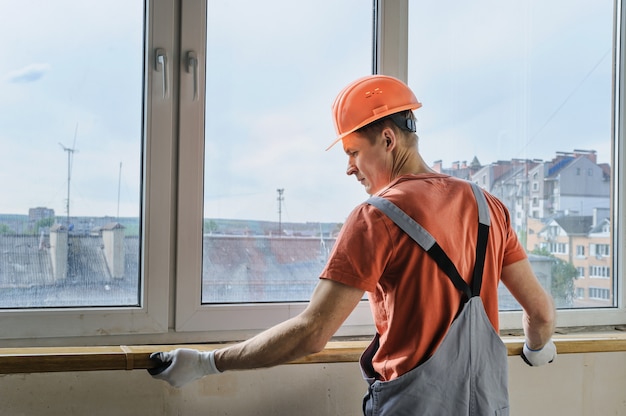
[346,162,357,176]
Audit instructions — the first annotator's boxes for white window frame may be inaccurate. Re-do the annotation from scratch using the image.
[1,0,624,345]
[176,0,626,338]
[173,0,378,340]
[0,0,176,342]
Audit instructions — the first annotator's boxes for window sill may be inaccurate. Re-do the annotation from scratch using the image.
[0,332,624,374]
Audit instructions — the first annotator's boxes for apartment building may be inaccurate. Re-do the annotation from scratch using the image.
[436,149,612,306]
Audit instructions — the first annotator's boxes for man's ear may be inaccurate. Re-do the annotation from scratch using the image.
[382,128,396,151]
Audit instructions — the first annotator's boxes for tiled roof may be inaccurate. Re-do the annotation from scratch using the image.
[0,233,334,303]
[202,235,335,302]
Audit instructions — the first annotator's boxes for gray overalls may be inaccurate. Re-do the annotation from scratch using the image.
[361,182,509,416]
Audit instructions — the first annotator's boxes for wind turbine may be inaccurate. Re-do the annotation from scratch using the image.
[59,124,79,229]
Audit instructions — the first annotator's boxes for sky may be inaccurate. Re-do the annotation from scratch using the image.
[0,0,615,224]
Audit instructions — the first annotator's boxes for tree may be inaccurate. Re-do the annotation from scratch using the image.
[531,247,577,308]
[33,217,55,234]
[0,223,14,235]
[204,219,219,234]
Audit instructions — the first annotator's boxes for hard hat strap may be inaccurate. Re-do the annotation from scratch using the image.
[388,112,417,133]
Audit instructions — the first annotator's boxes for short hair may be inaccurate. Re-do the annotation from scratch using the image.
[355,110,417,144]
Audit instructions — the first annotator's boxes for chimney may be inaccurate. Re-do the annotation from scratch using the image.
[102,222,125,279]
[573,149,597,164]
[452,161,459,170]
[432,160,443,173]
[49,224,68,282]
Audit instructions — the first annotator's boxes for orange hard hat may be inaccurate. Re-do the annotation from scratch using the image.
[326,75,422,150]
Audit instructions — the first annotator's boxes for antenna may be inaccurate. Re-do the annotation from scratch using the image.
[117,161,122,220]
[277,188,284,236]
[59,124,79,229]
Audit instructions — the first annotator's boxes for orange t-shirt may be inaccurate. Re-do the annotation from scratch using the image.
[320,174,526,381]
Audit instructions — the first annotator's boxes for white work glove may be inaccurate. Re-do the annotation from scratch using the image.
[521,340,557,367]
[148,348,222,388]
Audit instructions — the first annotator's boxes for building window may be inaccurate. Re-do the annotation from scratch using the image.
[589,266,611,279]
[589,287,611,300]
[576,245,586,257]
[595,244,610,257]
[576,267,585,278]
[544,242,568,255]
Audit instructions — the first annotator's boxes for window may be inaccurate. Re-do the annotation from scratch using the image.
[408,0,623,328]
[542,242,568,255]
[589,266,611,279]
[0,1,144,309]
[592,243,611,257]
[1,0,624,345]
[589,287,611,300]
[174,0,373,334]
[0,0,173,340]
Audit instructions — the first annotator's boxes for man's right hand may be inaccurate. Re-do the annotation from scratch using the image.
[148,348,221,388]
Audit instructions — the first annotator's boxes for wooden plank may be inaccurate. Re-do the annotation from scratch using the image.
[0,333,624,374]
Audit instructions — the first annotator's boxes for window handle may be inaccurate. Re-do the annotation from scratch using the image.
[185,50,199,101]
[155,48,169,99]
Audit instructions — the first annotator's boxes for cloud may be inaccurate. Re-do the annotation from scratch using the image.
[6,63,52,83]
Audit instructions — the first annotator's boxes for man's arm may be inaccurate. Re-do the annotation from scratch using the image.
[500,258,556,350]
[214,278,365,371]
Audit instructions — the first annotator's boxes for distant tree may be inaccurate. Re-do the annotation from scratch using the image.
[204,219,219,234]
[122,223,140,237]
[0,223,15,235]
[531,247,577,308]
[33,217,55,234]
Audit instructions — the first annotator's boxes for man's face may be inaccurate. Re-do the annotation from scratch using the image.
[342,131,392,195]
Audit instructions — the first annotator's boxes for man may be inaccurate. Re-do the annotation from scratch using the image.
[149,75,556,414]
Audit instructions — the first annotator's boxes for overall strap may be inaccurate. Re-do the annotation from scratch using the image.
[470,182,490,297]
[366,182,490,298]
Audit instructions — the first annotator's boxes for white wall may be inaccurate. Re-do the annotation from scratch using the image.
[1,352,624,416]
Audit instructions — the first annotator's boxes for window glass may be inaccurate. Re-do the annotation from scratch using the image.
[202,0,370,303]
[408,0,614,310]
[0,1,144,308]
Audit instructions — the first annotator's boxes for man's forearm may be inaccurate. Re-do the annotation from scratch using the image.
[214,315,326,372]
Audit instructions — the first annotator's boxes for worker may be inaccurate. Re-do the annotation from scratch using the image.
[149,75,557,415]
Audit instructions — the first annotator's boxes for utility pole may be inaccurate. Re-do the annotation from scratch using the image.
[277,188,284,236]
